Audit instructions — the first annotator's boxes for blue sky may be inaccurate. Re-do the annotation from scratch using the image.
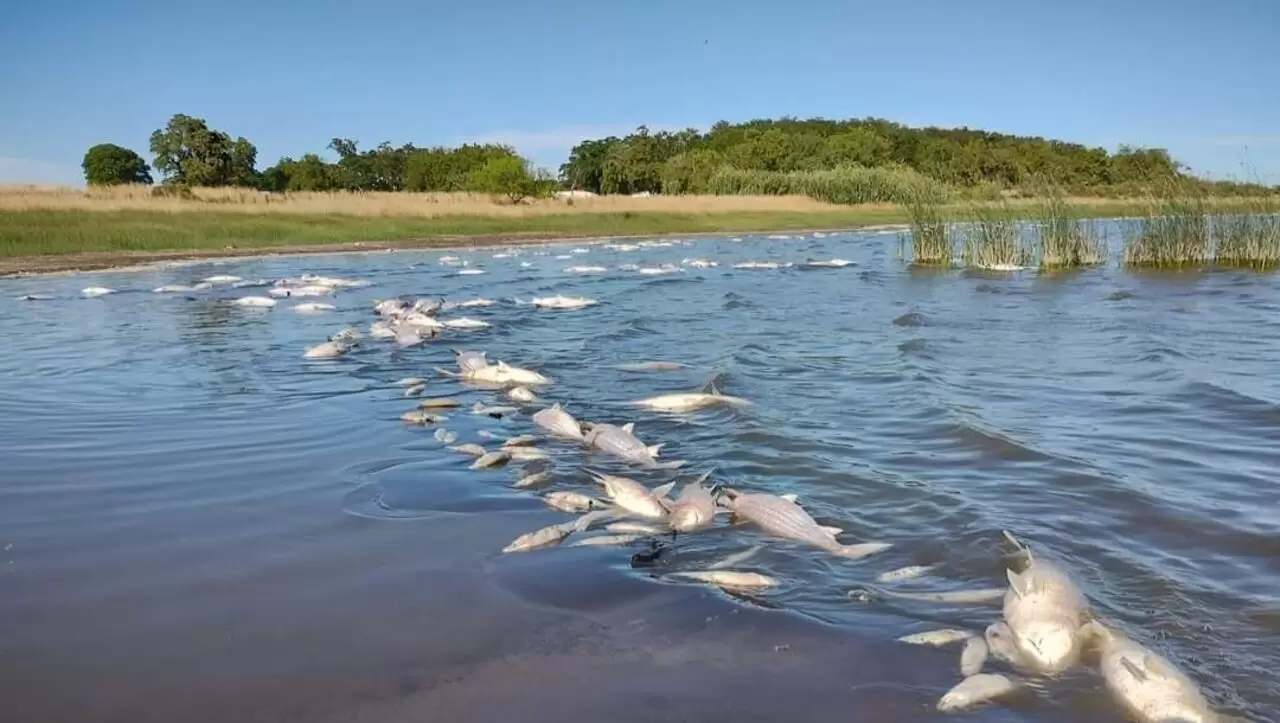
[3,0,1278,186]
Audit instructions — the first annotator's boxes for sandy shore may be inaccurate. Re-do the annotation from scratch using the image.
[0,225,909,278]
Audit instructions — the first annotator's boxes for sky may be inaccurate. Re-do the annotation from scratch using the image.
[2,0,1278,186]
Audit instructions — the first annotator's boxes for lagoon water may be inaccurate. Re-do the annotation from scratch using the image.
[1,229,1277,722]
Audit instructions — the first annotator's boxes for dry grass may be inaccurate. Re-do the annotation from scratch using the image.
[0,184,846,217]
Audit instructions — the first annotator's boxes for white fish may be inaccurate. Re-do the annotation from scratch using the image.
[470,450,511,469]
[876,564,939,584]
[396,377,426,387]
[616,361,688,372]
[570,509,618,532]
[403,384,426,397]
[449,443,487,457]
[512,470,552,489]
[670,570,777,589]
[419,398,462,409]
[81,287,116,297]
[723,490,890,560]
[402,312,444,329]
[708,544,765,570]
[441,360,551,386]
[232,296,276,307]
[637,265,680,275]
[565,265,608,273]
[456,268,487,276]
[531,403,583,440]
[1085,621,1221,723]
[605,521,669,535]
[452,349,489,372]
[293,302,336,313]
[805,258,856,268]
[438,255,461,264]
[976,263,1025,272]
[732,261,785,270]
[630,388,750,412]
[457,298,496,307]
[585,470,672,521]
[897,629,975,646]
[507,386,538,403]
[1002,532,1090,675]
[153,284,196,293]
[502,434,539,446]
[530,295,597,310]
[395,326,427,347]
[666,470,717,533]
[267,287,293,298]
[961,636,989,677]
[303,342,348,359]
[329,327,361,344]
[443,317,490,329]
[584,423,684,469]
[374,299,407,316]
[401,410,446,425]
[543,491,605,513]
[369,321,397,339]
[201,275,242,284]
[502,521,575,553]
[936,673,1020,713]
[473,402,519,417]
[570,247,591,254]
[682,259,718,268]
[19,294,53,301]
[569,533,644,547]
[504,447,549,462]
[519,261,533,267]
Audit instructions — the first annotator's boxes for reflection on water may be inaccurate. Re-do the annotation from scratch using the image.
[1,228,1277,722]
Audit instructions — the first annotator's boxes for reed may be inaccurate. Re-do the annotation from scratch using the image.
[1032,190,1107,269]
[959,201,1032,269]
[706,166,952,206]
[1122,184,1213,269]
[901,185,951,265]
[1213,198,1280,270]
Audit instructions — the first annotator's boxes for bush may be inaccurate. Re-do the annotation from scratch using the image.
[82,144,153,186]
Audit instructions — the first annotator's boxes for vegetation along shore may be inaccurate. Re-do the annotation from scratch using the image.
[2,111,1276,273]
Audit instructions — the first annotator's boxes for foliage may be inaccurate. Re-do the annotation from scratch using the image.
[82,144,153,186]
[959,202,1032,269]
[148,114,259,188]
[705,165,949,205]
[902,184,951,265]
[1123,182,1213,268]
[465,156,550,204]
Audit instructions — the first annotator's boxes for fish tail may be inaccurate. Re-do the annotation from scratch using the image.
[836,542,893,560]
[435,367,462,378]
[649,459,687,470]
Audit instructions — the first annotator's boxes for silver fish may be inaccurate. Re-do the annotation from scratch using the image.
[670,570,777,589]
[449,443,487,457]
[585,470,671,520]
[584,422,684,469]
[877,587,1007,604]
[507,386,538,403]
[616,361,689,372]
[936,673,1020,712]
[722,490,891,560]
[453,349,489,372]
[504,446,549,462]
[502,521,574,553]
[569,533,644,547]
[667,470,717,532]
[418,397,462,409]
[897,629,974,646]
[400,410,445,424]
[531,403,584,440]
[876,564,939,584]
[404,383,426,397]
[512,470,552,489]
[1002,531,1089,675]
[470,450,511,469]
[961,636,989,677]
[605,521,669,535]
[1085,621,1220,723]
[571,509,618,532]
[543,491,605,513]
[708,544,765,570]
[504,434,539,447]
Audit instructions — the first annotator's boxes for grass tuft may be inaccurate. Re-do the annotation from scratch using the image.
[959,201,1032,269]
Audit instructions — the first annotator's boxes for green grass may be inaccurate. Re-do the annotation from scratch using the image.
[901,185,953,265]
[1122,191,1213,269]
[1031,191,1107,270]
[706,165,957,205]
[1214,199,1280,270]
[959,202,1033,269]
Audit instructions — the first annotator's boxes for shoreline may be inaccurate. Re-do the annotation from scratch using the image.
[0,223,908,277]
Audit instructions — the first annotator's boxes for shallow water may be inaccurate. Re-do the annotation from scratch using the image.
[2,229,1278,722]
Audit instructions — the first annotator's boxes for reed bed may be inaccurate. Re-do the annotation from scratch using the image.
[901,185,952,265]
[1122,192,1213,269]
[959,202,1033,269]
[706,166,954,206]
[1032,192,1107,269]
[1213,199,1280,270]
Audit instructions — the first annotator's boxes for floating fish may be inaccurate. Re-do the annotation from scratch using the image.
[569,533,644,547]
[469,450,511,469]
[670,570,777,589]
[502,521,575,553]
[543,490,606,513]
[512,470,552,489]
[531,403,584,440]
[961,636,989,677]
[419,398,462,409]
[448,443,487,457]
[666,470,717,533]
[630,387,750,412]
[876,564,939,584]
[708,544,765,570]
[897,629,975,646]
[936,673,1020,713]
[232,296,276,307]
[584,422,684,469]
[616,361,688,372]
[303,341,348,359]
[585,470,672,520]
[722,490,890,560]
[433,428,458,444]
[1002,531,1090,675]
[1085,621,1222,723]
[401,410,446,425]
[294,302,336,313]
[403,384,426,397]
[507,386,538,403]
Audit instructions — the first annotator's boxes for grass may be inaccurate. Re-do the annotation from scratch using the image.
[1032,190,1107,269]
[959,202,1032,269]
[705,165,959,205]
[901,185,952,265]
[1214,198,1280,270]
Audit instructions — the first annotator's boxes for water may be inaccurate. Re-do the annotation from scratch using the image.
[1,229,1277,722]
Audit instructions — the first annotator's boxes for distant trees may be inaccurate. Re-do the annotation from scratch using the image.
[82,143,152,186]
[148,114,258,187]
[466,156,553,204]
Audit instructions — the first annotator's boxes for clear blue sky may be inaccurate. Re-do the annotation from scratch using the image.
[3,0,1278,186]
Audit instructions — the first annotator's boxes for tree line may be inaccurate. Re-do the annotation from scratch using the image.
[83,113,1272,201]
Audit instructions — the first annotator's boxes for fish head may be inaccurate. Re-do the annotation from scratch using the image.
[668,504,705,532]
[1013,620,1081,674]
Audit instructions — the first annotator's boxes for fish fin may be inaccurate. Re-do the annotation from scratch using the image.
[1119,656,1148,682]
[658,497,674,512]
[622,422,636,434]
[1006,568,1032,599]
[651,481,676,499]
[709,381,722,396]
[820,526,843,537]
[435,367,461,378]
[497,361,511,370]
[646,443,664,457]
[1003,529,1034,563]
[650,459,687,470]
[779,493,799,503]
[694,468,716,486]
[551,402,563,411]
[837,542,892,559]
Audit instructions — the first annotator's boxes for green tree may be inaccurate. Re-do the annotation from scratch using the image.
[149,113,258,187]
[466,156,542,203]
[82,143,152,186]
[660,149,724,194]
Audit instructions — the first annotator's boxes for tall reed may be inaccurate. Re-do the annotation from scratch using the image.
[706,165,952,206]
[901,185,952,265]
[1122,183,1212,269]
[1032,189,1106,269]
[959,201,1032,269]
[1214,197,1280,270]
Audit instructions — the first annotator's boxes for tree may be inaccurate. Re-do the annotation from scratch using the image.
[149,113,259,187]
[466,156,542,203]
[660,149,724,194]
[82,143,152,186]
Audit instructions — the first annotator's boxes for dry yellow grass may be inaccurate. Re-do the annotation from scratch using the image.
[0,184,847,217]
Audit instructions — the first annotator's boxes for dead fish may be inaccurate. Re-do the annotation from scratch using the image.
[529,295,597,310]
[401,410,445,425]
[403,384,426,397]
[502,521,575,553]
[472,402,521,417]
[433,428,458,444]
[616,361,688,372]
[605,521,669,535]
[543,491,605,513]
[670,570,778,589]
[531,403,584,440]
[419,398,462,409]
[585,469,672,520]
[897,629,975,646]
[452,349,489,372]
[569,533,644,547]
[447,360,551,386]
[329,327,361,344]
[630,385,751,412]
[876,564,939,584]
[984,622,1029,667]
[503,434,539,447]
[584,422,684,469]
[721,489,890,560]
[448,443,487,457]
[512,470,552,489]
[666,470,718,533]
[396,377,426,387]
[1085,621,1221,723]
[936,673,1020,713]
[878,587,1006,604]
[961,636,989,677]
[571,509,618,532]
[503,446,549,462]
[470,450,511,469]
[303,341,349,359]
[1002,531,1090,675]
[507,386,538,403]
[708,544,765,570]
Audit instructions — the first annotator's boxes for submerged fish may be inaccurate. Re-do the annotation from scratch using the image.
[503,434,539,447]
[448,443,487,457]
[502,521,575,553]
[232,296,276,307]
[707,544,765,570]
[569,533,644,547]
[564,265,608,273]
[616,361,688,372]
[722,490,890,560]
[542,491,606,513]
[397,377,425,387]
[630,388,751,412]
[433,428,458,445]
[897,629,974,646]
[605,521,669,535]
[1085,621,1221,723]
[294,302,336,313]
[531,403,584,440]
[936,673,1020,713]
[507,386,538,403]
[419,398,462,409]
[401,410,446,425]
[403,384,426,397]
[876,564,939,584]
[504,446,549,462]
[877,587,1006,604]
[512,470,552,489]
[670,570,777,589]
[303,341,349,359]
[529,295,597,310]
[805,258,856,268]
[470,450,511,469]
[472,402,520,417]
